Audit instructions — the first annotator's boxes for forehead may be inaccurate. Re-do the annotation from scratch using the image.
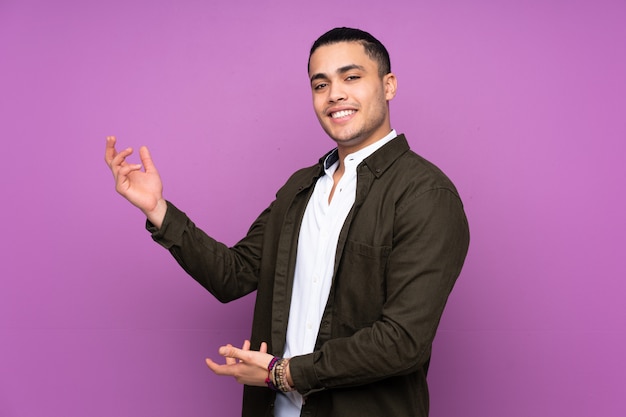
[308,41,377,75]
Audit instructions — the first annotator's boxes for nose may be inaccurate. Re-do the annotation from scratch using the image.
[328,83,347,103]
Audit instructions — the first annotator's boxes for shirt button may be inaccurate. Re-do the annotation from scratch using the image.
[306,322,313,330]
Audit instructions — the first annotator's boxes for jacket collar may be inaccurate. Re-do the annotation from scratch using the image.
[299,134,410,195]
[316,133,409,176]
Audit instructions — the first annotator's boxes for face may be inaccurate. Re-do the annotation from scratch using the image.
[308,41,397,154]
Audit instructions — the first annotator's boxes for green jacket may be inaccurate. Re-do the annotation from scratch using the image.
[149,134,470,417]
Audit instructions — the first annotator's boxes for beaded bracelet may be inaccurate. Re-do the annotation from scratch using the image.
[265,357,279,391]
[272,358,295,393]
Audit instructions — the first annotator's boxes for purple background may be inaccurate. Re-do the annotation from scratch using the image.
[1,0,625,416]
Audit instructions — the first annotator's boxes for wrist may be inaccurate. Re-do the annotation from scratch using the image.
[144,198,167,229]
[266,357,295,393]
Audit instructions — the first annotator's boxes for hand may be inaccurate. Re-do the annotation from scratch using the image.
[205,340,274,387]
[104,136,167,227]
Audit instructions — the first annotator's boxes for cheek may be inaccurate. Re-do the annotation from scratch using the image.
[312,97,327,116]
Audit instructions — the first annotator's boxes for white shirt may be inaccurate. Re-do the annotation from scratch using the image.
[275,130,397,416]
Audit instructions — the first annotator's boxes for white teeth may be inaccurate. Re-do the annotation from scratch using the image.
[331,110,355,118]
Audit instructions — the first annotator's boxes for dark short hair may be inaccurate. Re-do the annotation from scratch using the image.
[308,27,391,77]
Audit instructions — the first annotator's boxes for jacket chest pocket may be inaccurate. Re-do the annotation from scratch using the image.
[332,240,391,334]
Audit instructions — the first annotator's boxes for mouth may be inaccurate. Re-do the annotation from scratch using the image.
[329,109,356,119]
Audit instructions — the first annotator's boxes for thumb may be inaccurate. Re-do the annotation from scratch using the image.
[219,344,240,359]
[138,146,158,173]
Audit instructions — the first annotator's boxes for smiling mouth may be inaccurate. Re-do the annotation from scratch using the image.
[330,109,356,119]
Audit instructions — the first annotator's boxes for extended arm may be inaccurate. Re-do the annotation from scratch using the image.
[205,188,469,395]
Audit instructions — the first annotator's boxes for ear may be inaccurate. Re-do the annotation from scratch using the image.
[383,73,398,100]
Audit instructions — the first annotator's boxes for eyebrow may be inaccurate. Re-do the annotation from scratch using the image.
[310,64,366,83]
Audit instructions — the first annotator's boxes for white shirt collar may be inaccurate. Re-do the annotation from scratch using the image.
[323,129,397,174]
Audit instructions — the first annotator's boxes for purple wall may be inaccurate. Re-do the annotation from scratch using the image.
[1,0,624,416]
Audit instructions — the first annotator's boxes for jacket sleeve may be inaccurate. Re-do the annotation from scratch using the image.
[289,187,470,394]
[147,200,269,303]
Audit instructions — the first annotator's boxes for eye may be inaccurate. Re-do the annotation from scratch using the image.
[313,82,328,90]
[346,75,361,81]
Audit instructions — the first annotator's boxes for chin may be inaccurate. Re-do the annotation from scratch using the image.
[325,127,357,142]
[333,135,367,148]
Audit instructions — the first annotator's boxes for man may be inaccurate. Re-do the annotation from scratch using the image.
[105,27,469,417]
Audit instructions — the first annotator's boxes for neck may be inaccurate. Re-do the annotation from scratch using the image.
[334,127,393,166]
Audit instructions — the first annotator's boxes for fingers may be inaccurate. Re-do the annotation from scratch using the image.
[104,136,133,168]
[112,146,134,166]
[204,357,264,386]
[213,340,274,368]
[219,343,235,365]
[205,341,274,387]
[116,161,143,179]
[108,143,142,184]
[105,135,133,171]
[104,136,118,166]
[205,357,233,376]
[221,341,250,365]
[105,136,146,171]
[218,343,239,359]
[219,340,261,364]
[236,340,251,364]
